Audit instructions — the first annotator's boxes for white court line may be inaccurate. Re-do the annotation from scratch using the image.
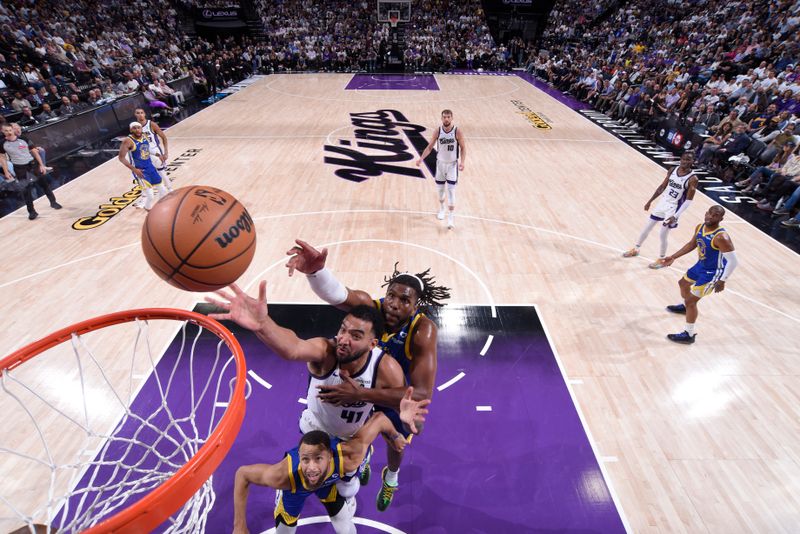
[297,397,307,405]
[436,371,465,391]
[0,242,138,290]
[170,134,617,143]
[262,516,404,534]
[479,335,494,356]
[475,405,492,412]
[234,209,798,325]
[601,456,620,463]
[536,303,632,533]
[568,379,584,385]
[247,370,272,390]
[242,237,497,318]
[214,402,228,408]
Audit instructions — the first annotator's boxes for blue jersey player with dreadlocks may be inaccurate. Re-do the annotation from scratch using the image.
[286,239,451,512]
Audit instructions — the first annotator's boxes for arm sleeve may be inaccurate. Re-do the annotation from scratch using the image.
[673,199,693,220]
[306,268,348,306]
[720,251,738,281]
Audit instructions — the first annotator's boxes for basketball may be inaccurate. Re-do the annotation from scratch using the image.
[141,186,257,292]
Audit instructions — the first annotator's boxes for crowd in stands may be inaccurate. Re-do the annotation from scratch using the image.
[0,0,260,130]
[252,0,524,72]
[528,0,800,228]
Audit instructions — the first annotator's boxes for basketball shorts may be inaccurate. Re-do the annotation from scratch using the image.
[684,262,721,298]
[435,160,458,185]
[650,199,679,228]
[133,163,163,187]
[274,484,343,526]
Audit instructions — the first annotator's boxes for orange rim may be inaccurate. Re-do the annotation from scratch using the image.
[1,308,247,534]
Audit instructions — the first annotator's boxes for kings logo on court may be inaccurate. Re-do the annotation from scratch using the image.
[324,110,436,182]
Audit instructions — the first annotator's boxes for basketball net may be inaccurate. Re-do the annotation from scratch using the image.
[389,14,399,28]
[0,309,247,533]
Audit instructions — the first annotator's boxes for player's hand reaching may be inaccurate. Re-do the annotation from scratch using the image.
[663,216,677,226]
[415,158,423,167]
[285,239,328,276]
[660,256,675,267]
[385,431,407,453]
[205,281,268,331]
[713,280,726,293]
[399,387,430,435]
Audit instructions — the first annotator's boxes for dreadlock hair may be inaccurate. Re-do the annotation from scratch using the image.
[381,262,451,308]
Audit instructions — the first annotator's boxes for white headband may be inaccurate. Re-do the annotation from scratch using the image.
[403,273,425,292]
[129,122,141,130]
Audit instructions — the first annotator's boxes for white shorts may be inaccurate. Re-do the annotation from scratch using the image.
[650,199,679,227]
[435,160,458,185]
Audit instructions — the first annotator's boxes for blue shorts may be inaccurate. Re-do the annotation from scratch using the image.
[133,163,162,187]
[684,263,719,298]
[275,483,339,525]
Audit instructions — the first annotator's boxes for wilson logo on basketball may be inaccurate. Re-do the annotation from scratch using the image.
[324,109,436,182]
[214,210,254,249]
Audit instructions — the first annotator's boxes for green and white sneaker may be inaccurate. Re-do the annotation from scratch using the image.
[376,467,398,512]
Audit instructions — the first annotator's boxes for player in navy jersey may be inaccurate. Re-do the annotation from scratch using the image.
[285,239,450,511]
[660,205,739,344]
[416,109,466,229]
[117,122,169,210]
[232,388,429,534]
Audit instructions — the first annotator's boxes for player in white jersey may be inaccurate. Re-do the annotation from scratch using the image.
[416,109,467,229]
[622,151,699,268]
[206,282,409,498]
[132,108,172,208]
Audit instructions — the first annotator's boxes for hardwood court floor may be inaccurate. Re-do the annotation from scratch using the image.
[1,73,799,532]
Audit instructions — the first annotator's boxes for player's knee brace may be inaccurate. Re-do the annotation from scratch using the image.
[446,183,456,206]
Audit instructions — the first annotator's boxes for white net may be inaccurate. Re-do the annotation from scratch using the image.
[0,314,246,534]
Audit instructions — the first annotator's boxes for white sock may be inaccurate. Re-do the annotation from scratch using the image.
[385,468,399,486]
[659,225,670,257]
[142,187,155,210]
[685,323,695,335]
[636,218,658,248]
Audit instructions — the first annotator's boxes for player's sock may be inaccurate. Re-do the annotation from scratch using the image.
[659,225,670,257]
[384,467,399,486]
[437,204,445,220]
[684,323,695,335]
[636,219,658,247]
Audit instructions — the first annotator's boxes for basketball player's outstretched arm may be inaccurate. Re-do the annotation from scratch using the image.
[206,281,329,364]
[661,226,700,267]
[341,388,430,471]
[233,459,291,534]
[415,129,440,166]
[285,239,378,310]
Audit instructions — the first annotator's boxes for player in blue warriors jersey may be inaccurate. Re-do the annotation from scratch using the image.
[285,239,450,511]
[660,205,739,344]
[117,122,169,210]
[232,388,429,534]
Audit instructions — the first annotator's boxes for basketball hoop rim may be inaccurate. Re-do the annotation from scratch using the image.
[0,308,247,534]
